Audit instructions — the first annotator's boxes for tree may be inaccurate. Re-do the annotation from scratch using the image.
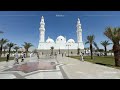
[104,27,120,66]
[101,40,112,56]
[85,35,98,59]
[77,48,80,55]
[98,49,104,52]
[22,42,33,57]
[3,45,7,56]
[50,46,54,55]
[0,38,9,57]
[7,42,16,59]
[14,46,20,52]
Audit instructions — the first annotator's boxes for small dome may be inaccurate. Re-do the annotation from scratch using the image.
[46,37,54,43]
[67,39,75,43]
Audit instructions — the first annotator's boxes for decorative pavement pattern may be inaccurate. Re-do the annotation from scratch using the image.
[0,56,64,79]
[5,61,56,73]
[1,54,120,79]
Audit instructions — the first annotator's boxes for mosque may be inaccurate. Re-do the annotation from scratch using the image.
[37,16,84,54]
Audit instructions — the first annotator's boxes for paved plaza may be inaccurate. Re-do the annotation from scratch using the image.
[0,54,120,79]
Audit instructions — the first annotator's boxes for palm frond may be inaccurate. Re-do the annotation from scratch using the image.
[93,41,99,50]
[104,27,120,44]
[85,41,89,44]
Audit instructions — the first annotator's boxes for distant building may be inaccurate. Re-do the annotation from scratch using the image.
[38,16,84,54]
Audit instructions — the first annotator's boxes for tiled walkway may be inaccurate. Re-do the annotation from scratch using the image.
[0,55,120,79]
[56,55,120,79]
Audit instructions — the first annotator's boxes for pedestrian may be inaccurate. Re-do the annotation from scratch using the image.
[14,52,19,64]
[23,53,26,58]
[21,52,24,62]
[80,52,84,61]
[6,53,9,62]
[37,52,40,60]
[29,52,33,61]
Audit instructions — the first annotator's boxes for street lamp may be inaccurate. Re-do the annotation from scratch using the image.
[66,44,71,57]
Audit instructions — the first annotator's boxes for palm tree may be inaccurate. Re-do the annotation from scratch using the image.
[22,42,33,57]
[104,27,120,66]
[50,46,54,55]
[7,42,16,59]
[101,40,112,56]
[0,38,9,57]
[14,46,20,52]
[85,35,98,59]
[3,45,7,56]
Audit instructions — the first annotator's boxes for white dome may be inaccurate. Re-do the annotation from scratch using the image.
[46,37,54,43]
[67,39,75,43]
[56,35,65,40]
[56,35,66,43]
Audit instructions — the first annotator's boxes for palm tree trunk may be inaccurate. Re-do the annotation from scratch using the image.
[8,47,11,60]
[26,49,28,57]
[113,45,120,66]
[90,44,93,59]
[104,46,107,56]
[0,45,3,57]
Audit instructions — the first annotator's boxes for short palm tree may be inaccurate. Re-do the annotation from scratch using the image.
[14,46,20,52]
[101,40,112,56]
[0,38,9,57]
[85,35,98,59]
[3,45,8,56]
[50,46,54,55]
[7,42,16,59]
[22,42,33,57]
[104,27,120,66]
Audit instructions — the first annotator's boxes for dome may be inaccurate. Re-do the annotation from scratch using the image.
[67,39,75,43]
[56,35,65,40]
[46,37,54,43]
[56,35,66,43]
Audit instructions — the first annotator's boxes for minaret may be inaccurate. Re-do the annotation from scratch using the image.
[76,18,83,48]
[39,16,45,42]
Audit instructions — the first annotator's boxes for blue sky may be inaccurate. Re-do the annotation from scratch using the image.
[0,11,120,49]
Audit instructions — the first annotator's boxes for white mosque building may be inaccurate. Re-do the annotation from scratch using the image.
[38,16,84,54]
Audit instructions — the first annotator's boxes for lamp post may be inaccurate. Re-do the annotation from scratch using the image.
[66,44,71,57]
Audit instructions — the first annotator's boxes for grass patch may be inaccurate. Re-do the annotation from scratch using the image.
[0,57,14,62]
[70,56,120,69]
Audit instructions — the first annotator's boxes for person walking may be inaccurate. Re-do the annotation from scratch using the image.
[37,52,40,60]
[14,52,19,64]
[6,53,9,62]
[21,52,24,62]
[80,52,84,61]
[23,53,26,58]
[29,52,33,61]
